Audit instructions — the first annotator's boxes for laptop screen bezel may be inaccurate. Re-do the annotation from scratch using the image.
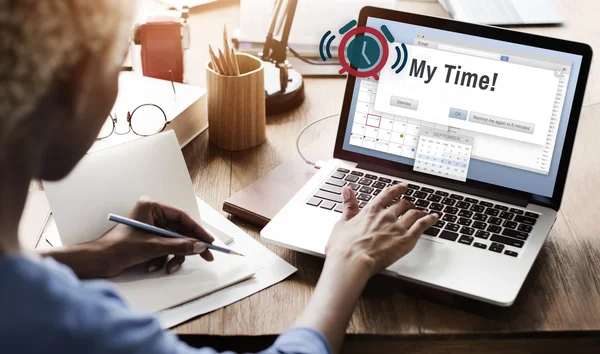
[333,6,592,211]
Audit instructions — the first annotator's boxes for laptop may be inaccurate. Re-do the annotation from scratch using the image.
[439,0,564,26]
[261,7,592,306]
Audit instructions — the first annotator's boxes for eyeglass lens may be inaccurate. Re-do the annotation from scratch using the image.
[98,115,116,139]
[130,105,167,136]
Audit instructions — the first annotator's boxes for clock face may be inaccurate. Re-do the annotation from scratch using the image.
[346,35,382,70]
[337,26,389,80]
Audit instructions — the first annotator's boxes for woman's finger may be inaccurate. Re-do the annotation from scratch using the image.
[164,222,214,261]
[406,213,439,238]
[386,198,415,218]
[370,184,408,211]
[341,186,360,220]
[144,237,207,258]
[199,249,214,262]
[155,202,215,243]
[166,255,185,274]
[147,255,168,273]
[396,209,428,229]
[162,219,217,245]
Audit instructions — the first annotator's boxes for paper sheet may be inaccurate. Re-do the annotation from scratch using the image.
[157,197,297,328]
[43,131,232,245]
[19,191,51,249]
[39,217,61,249]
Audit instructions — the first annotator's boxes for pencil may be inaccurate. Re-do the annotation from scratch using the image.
[169,70,176,96]
[231,48,240,76]
[208,45,224,75]
[223,26,239,77]
[223,25,233,73]
[209,55,218,74]
[218,48,231,75]
[107,213,245,256]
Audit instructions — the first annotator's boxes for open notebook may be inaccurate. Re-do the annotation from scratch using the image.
[43,131,252,312]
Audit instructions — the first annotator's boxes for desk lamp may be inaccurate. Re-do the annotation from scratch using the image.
[260,0,305,115]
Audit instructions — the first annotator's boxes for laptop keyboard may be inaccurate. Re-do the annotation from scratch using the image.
[306,168,541,258]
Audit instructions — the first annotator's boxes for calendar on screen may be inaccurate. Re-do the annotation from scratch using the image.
[414,129,474,182]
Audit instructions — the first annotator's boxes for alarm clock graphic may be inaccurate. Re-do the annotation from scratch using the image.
[338,26,389,80]
[320,20,408,80]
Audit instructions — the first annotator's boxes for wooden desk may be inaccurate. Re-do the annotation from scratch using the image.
[145,1,600,352]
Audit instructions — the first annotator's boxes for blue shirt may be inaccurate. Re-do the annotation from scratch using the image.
[0,255,331,354]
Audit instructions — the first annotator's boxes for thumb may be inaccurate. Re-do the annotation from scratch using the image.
[149,237,207,257]
[341,186,359,220]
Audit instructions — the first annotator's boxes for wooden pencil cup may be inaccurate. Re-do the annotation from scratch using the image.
[206,53,266,151]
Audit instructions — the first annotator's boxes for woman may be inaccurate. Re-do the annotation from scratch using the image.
[0,1,437,353]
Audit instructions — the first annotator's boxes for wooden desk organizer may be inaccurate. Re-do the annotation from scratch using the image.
[206,53,266,151]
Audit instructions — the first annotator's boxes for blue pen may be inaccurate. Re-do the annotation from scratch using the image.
[107,213,244,256]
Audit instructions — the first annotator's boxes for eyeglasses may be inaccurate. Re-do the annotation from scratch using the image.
[97,104,169,140]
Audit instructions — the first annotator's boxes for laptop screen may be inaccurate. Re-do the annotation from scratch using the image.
[341,17,585,198]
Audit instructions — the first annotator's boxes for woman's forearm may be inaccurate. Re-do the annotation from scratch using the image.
[293,253,371,354]
[41,243,108,279]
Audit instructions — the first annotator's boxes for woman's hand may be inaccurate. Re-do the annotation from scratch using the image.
[94,197,215,277]
[295,183,438,353]
[326,183,438,277]
[44,197,215,279]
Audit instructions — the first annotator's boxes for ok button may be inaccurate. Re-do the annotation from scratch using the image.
[449,107,468,120]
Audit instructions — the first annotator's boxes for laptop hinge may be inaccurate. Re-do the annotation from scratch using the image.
[356,162,530,208]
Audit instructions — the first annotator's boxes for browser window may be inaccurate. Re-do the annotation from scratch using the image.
[371,34,570,174]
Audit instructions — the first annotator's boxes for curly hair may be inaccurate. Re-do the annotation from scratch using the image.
[0,0,135,148]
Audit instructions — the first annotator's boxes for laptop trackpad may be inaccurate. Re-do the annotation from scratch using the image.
[388,238,453,278]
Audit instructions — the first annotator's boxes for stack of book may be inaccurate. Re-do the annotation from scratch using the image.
[90,72,207,153]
